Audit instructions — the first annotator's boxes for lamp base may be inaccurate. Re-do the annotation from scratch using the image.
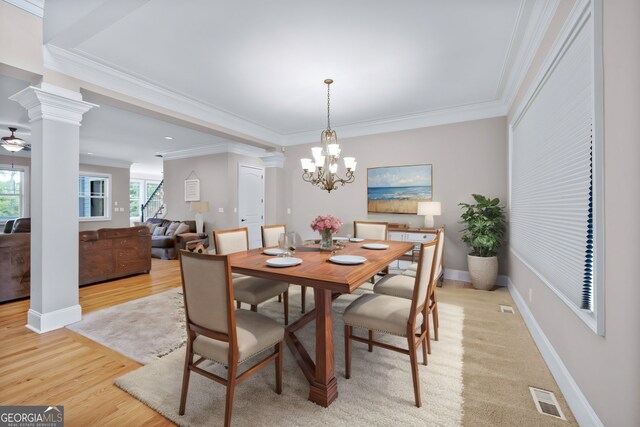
[423,215,435,229]
[195,212,204,234]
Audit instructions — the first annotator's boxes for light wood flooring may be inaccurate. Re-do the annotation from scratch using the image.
[0,259,180,426]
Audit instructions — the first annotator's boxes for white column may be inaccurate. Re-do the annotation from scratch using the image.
[10,84,97,333]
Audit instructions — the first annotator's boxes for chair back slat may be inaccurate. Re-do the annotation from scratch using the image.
[410,237,439,315]
[354,221,388,240]
[214,228,249,255]
[180,251,234,336]
[262,225,286,248]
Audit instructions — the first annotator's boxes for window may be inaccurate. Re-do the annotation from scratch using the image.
[130,181,141,217]
[79,173,111,220]
[0,167,27,221]
[130,179,161,220]
[509,1,603,334]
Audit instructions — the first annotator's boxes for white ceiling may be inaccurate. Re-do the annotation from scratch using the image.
[42,0,554,145]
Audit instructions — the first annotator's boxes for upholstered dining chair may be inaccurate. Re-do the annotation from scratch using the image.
[374,229,444,351]
[354,221,390,282]
[342,237,438,407]
[261,224,308,314]
[213,227,290,325]
[178,251,284,427]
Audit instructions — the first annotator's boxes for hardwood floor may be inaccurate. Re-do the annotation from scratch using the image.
[0,259,181,426]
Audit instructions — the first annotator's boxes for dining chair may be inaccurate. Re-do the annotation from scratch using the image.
[213,227,290,325]
[401,227,444,343]
[342,237,438,407]
[261,224,308,314]
[354,221,390,283]
[374,229,444,350]
[178,251,284,427]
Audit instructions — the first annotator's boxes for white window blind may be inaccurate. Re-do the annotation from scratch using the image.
[510,9,597,320]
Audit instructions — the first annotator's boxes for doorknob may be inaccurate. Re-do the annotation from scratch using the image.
[241,218,246,222]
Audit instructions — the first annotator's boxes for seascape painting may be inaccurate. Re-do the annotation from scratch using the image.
[367,164,432,214]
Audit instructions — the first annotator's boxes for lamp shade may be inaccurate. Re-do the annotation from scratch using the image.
[417,201,441,216]
[190,201,210,213]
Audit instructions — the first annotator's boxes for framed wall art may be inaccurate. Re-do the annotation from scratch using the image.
[367,164,433,214]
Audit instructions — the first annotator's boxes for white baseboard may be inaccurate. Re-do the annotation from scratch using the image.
[508,279,604,427]
[444,268,508,286]
[26,304,82,334]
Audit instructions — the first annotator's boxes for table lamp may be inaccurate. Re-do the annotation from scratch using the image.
[417,201,441,228]
[190,201,209,234]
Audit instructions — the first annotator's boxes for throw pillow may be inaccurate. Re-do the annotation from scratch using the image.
[165,221,181,236]
[174,222,191,236]
[153,226,167,236]
[145,222,158,234]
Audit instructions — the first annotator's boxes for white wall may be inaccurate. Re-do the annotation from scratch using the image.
[280,117,508,273]
[506,0,640,425]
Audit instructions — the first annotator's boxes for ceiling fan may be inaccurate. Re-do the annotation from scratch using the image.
[1,127,31,152]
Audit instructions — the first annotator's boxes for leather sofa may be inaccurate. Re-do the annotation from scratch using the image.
[0,219,31,303]
[0,220,152,303]
[146,218,205,259]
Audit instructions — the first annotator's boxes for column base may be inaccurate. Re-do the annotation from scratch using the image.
[26,304,82,334]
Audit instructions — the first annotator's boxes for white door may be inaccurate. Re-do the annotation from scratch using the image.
[238,164,265,249]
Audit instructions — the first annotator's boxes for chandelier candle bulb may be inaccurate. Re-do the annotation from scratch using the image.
[343,157,355,170]
[301,158,312,170]
[328,144,340,156]
[307,163,317,173]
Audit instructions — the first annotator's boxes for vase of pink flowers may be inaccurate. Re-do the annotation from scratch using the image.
[310,214,342,249]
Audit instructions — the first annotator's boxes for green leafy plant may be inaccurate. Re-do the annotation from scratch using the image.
[459,194,506,257]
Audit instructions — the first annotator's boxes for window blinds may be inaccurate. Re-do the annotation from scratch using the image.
[510,16,595,312]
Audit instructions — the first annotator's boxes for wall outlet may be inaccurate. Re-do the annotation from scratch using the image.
[218,207,224,213]
[287,208,291,215]
[114,201,118,206]
[529,288,533,302]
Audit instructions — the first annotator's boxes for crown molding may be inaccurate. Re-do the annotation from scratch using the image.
[9,85,98,126]
[260,152,285,168]
[43,45,282,145]
[4,0,44,17]
[80,155,132,169]
[501,0,561,111]
[280,99,509,145]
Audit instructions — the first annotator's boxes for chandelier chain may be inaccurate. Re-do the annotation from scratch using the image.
[326,82,331,130]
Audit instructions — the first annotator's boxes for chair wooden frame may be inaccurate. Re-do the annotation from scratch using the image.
[261,224,309,314]
[344,237,439,408]
[178,251,283,427]
[354,221,390,282]
[213,227,289,324]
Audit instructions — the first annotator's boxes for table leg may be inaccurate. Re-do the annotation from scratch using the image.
[309,288,338,407]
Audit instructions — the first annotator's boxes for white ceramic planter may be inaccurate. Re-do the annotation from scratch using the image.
[467,255,498,290]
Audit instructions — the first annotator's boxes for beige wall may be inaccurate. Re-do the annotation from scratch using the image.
[506,1,640,425]
[78,164,131,231]
[0,1,43,79]
[163,153,277,233]
[280,117,509,273]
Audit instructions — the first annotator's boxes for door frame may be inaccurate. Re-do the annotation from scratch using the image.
[237,163,265,231]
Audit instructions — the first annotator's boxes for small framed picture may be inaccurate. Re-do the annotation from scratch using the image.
[184,179,200,201]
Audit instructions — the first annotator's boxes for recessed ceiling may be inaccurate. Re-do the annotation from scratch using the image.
[43,0,548,144]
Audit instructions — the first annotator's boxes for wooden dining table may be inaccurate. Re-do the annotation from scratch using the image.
[228,239,414,407]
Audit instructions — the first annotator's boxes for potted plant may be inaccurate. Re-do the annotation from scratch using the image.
[459,194,506,290]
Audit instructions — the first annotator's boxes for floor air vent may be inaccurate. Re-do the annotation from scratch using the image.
[499,305,515,314]
[529,387,566,420]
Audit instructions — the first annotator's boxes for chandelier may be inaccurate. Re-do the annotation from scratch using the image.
[300,79,356,193]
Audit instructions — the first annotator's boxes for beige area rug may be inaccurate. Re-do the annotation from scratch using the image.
[114,286,465,426]
[67,288,186,364]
